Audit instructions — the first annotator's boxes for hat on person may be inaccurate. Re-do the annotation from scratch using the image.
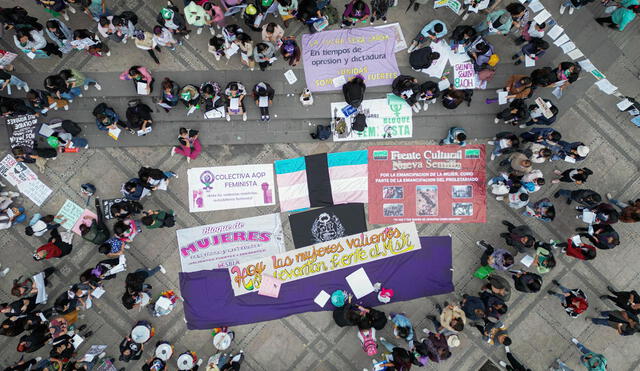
[330,290,346,307]
[160,8,174,20]
[47,136,60,148]
[245,4,257,15]
[261,0,274,6]
[488,54,500,67]
[447,335,461,348]
[377,288,394,304]
[577,145,590,157]
[283,41,295,55]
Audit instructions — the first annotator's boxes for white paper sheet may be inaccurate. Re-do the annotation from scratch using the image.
[533,9,551,24]
[313,290,331,307]
[567,49,583,60]
[204,108,225,119]
[571,235,583,246]
[136,127,152,136]
[38,124,55,137]
[26,52,36,60]
[553,34,570,47]
[582,210,596,224]
[225,42,239,57]
[230,98,239,110]
[564,156,576,163]
[72,334,84,349]
[438,79,451,91]
[187,105,197,116]
[595,78,618,94]
[284,69,297,84]
[91,286,106,298]
[528,0,544,12]
[258,96,269,107]
[332,75,347,88]
[546,25,564,40]
[136,81,148,95]
[345,267,375,299]
[560,42,576,54]
[578,59,596,72]
[525,55,535,67]
[617,99,633,111]
[498,90,508,105]
[552,86,563,99]
[520,255,534,267]
[108,127,121,140]
[456,44,465,54]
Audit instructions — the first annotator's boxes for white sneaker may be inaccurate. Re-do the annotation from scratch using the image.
[423,102,429,111]
[495,196,504,201]
[197,359,203,366]
[184,33,190,40]
[106,51,111,56]
[35,357,42,362]
[494,118,500,124]
[518,124,527,128]
[63,12,70,21]
[122,38,128,44]
[197,27,203,35]
[569,6,575,14]
[171,147,176,157]
[186,157,191,163]
[242,113,247,121]
[559,5,566,14]
[69,6,76,13]
[0,267,10,277]
[490,153,496,161]
[226,114,231,121]
[8,191,20,198]
[499,361,507,367]
[412,104,420,113]
[94,83,102,91]
[606,193,612,200]
[64,105,69,110]
[159,265,167,274]
[68,99,73,103]
[504,346,510,352]
[124,244,130,249]
[571,338,579,345]
[23,83,29,91]
[487,140,495,145]
[78,94,83,98]
[84,84,89,90]
[209,27,215,35]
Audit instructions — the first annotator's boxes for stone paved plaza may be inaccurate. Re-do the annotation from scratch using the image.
[1,0,640,370]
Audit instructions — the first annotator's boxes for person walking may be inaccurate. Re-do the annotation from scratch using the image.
[600,286,640,316]
[576,224,620,250]
[547,280,588,318]
[0,70,29,95]
[554,189,601,207]
[500,220,535,252]
[552,168,593,184]
[511,270,543,293]
[475,320,511,346]
[587,310,640,336]
[605,193,640,223]
[595,1,640,31]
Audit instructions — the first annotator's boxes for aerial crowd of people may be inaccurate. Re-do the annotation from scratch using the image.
[0,0,639,370]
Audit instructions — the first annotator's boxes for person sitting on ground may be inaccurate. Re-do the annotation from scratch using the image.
[408,20,448,53]
[409,46,440,71]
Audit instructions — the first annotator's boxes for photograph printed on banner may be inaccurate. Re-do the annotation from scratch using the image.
[416,185,438,216]
[383,186,404,199]
[453,203,473,216]
[383,204,404,217]
[452,185,473,198]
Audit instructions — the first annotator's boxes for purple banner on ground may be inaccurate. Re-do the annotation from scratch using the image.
[179,236,453,329]
[301,27,400,92]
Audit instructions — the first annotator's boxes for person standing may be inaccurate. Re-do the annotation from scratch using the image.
[587,310,640,336]
[0,70,29,95]
[475,320,511,346]
[184,1,210,35]
[600,286,640,316]
[253,42,276,71]
[552,168,592,184]
[500,220,535,253]
[253,82,275,122]
[605,193,640,223]
[547,280,588,318]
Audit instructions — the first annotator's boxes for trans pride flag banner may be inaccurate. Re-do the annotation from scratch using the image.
[274,150,368,212]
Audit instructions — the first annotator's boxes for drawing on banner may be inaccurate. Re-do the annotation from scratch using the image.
[383,186,404,199]
[187,164,275,212]
[453,62,475,89]
[368,146,486,224]
[0,155,52,206]
[228,223,421,296]
[57,200,85,230]
[302,27,400,92]
[289,203,367,248]
[176,213,285,272]
[375,23,407,52]
[5,114,39,149]
[274,150,368,212]
[331,94,413,141]
[416,185,438,216]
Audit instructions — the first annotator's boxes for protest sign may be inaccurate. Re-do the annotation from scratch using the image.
[100,198,127,220]
[374,23,407,52]
[289,203,367,249]
[331,94,412,141]
[176,213,285,272]
[57,199,85,230]
[187,164,275,212]
[453,62,475,89]
[0,155,52,206]
[5,114,39,149]
[302,27,400,92]
[367,145,487,224]
[0,51,17,67]
[71,209,97,235]
[228,222,420,296]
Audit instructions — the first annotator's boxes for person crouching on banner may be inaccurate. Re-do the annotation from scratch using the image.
[391,75,421,113]
[416,81,440,111]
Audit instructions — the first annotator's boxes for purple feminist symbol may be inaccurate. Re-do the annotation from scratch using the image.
[200,171,214,190]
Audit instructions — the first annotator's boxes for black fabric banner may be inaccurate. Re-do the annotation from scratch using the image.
[288,203,367,249]
[101,197,128,220]
[5,114,38,149]
[305,153,333,207]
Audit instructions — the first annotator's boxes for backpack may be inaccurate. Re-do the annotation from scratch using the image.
[324,5,340,25]
[343,81,365,108]
[359,329,378,356]
[161,213,175,228]
[352,113,367,132]
[61,120,82,136]
[120,10,138,25]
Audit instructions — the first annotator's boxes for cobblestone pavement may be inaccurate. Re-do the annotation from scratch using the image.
[1,0,640,370]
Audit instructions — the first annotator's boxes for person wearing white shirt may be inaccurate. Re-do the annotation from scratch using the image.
[515,21,546,45]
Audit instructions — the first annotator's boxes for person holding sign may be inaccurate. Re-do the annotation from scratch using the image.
[253,82,275,121]
[14,27,63,58]
[120,66,154,95]
[224,81,248,121]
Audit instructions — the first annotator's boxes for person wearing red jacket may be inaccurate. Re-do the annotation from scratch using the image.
[547,280,589,318]
[558,238,596,261]
[33,228,73,261]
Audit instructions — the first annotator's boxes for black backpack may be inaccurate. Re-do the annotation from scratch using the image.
[311,125,331,140]
[343,80,366,108]
[120,10,138,25]
[352,113,367,132]
[61,120,82,136]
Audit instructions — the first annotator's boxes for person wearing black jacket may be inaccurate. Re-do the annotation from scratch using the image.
[500,220,535,253]
[0,6,42,31]
[16,323,50,353]
[510,271,542,293]
[409,46,440,71]
[342,76,366,108]
[559,0,595,15]
[119,336,144,362]
[450,25,476,49]
[416,81,440,112]
[554,189,602,207]
[495,99,529,126]
[600,287,640,316]
[253,82,275,122]
[392,75,421,112]
[577,224,620,250]
[0,97,35,117]
[547,61,581,90]
[125,99,153,134]
[1,296,38,317]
